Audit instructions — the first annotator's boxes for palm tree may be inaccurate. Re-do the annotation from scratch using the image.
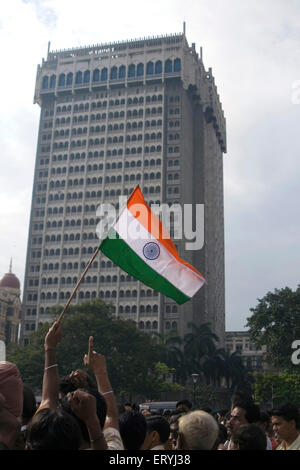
[150,330,188,384]
[214,349,253,407]
[184,322,219,369]
[202,348,226,387]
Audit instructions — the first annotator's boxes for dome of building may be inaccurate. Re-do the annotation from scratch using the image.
[0,260,20,290]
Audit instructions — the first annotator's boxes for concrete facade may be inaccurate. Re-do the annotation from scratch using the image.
[226,331,272,372]
[21,32,226,345]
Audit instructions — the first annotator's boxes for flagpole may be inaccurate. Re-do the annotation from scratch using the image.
[57,248,100,323]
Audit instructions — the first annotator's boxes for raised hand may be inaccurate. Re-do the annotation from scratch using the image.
[83,336,107,376]
[44,319,62,350]
[67,389,96,423]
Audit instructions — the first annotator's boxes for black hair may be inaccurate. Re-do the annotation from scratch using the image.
[60,388,107,443]
[169,411,186,425]
[233,401,261,424]
[119,410,147,450]
[218,409,229,417]
[259,411,270,426]
[231,424,267,450]
[118,404,126,415]
[217,423,228,444]
[25,409,83,450]
[202,407,212,414]
[270,403,300,428]
[176,400,192,410]
[59,374,97,397]
[22,384,37,422]
[169,408,187,419]
[231,390,253,409]
[146,415,170,444]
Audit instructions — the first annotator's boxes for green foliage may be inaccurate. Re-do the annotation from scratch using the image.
[253,370,300,407]
[194,383,217,409]
[246,286,300,369]
[149,362,184,397]
[7,300,165,396]
[7,300,253,401]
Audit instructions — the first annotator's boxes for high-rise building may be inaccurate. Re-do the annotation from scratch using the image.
[21,30,226,345]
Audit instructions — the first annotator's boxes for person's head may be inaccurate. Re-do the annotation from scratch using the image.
[231,424,267,450]
[0,362,23,418]
[231,390,253,410]
[61,388,107,444]
[59,370,97,398]
[119,410,147,450]
[124,403,132,411]
[227,402,260,436]
[217,409,229,423]
[22,385,37,425]
[25,408,83,450]
[258,411,270,432]
[177,410,219,450]
[168,412,186,449]
[176,400,192,412]
[118,404,126,415]
[271,403,300,443]
[0,392,21,449]
[212,423,228,449]
[141,415,170,450]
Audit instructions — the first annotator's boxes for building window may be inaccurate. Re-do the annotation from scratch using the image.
[128,64,135,78]
[84,70,90,83]
[42,76,49,89]
[155,61,162,74]
[174,58,181,72]
[50,75,56,88]
[137,63,144,76]
[146,62,154,75]
[93,69,100,82]
[165,59,172,73]
[58,73,65,87]
[101,68,108,81]
[75,71,83,84]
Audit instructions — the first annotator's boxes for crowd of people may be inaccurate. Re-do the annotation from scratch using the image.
[0,319,300,451]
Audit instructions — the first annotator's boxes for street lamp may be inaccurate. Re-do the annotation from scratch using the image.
[191,373,199,407]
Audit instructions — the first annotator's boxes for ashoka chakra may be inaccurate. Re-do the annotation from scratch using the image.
[143,242,160,260]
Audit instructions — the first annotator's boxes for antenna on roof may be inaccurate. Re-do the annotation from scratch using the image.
[183,21,186,35]
[9,257,12,273]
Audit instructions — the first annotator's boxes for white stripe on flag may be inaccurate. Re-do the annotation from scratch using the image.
[114,208,204,298]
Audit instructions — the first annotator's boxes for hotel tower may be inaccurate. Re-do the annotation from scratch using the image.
[21,29,226,345]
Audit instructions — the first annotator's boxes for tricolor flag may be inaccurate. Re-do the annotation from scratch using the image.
[98,186,206,304]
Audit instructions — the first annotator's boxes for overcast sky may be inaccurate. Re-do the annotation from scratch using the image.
[0,0,300,331]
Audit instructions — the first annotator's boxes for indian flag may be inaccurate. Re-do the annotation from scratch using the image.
[98,186,206,304]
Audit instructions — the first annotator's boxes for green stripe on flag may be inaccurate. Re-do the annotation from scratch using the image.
[99,229,190,305]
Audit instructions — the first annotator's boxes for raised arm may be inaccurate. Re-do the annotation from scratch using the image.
[36,319,62,412]
[84,336,119,431]
[67,389,107,450]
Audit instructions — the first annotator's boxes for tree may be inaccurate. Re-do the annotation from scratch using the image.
[145,362,184,399]
[183,322,219,373]
[150,330,188,385]
[7,300,166,397]
[253,370,300,408]
[246,286,300,370]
